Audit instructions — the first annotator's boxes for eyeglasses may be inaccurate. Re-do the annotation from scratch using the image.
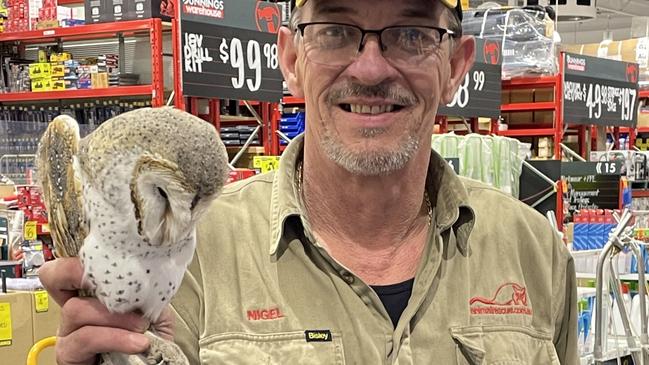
[295,22,455,68]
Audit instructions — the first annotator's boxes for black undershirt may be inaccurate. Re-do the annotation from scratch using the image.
[371,278,415,328]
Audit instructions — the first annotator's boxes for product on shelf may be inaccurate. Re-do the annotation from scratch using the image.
[572,209,618,251]
[280,112,305,145]
[462,6,558,79]
[84,0,171,25]
[219,124,261,147]
[4,0,42,32]
[431,133,531,198]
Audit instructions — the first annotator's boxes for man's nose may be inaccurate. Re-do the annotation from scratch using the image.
[345,36,399,86]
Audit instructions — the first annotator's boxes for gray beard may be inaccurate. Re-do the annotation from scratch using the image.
[320,127,420,176]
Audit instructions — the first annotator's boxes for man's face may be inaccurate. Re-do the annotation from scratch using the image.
[281,0,473,176]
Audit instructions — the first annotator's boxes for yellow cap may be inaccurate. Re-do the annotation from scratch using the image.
[296,0,458,6]
[295,0,462,20]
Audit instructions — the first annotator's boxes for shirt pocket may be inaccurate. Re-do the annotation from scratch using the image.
[450,325,560,365]
[199,331,346,365]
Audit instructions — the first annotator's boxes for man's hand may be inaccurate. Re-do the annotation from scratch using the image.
[39,258,176,365]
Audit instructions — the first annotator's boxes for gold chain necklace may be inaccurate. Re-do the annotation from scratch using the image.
[295,160,433,226]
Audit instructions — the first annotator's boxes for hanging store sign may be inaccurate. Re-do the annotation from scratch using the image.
[562,53,639,127]
[562,161,622,214]
[180,0,284,102]
[438,38,502,119]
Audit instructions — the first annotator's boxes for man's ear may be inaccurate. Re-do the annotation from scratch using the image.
[278,26,304,98]
[442,36,476,105]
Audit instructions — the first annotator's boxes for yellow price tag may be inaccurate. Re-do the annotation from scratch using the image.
[34,291,49,313]
[253,156,281,173]
[0,302,12,347]
[24,221,37,241]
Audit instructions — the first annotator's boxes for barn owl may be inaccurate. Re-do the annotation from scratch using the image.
[37,107,229,365]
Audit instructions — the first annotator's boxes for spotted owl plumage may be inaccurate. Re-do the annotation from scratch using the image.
[37,107,229,364]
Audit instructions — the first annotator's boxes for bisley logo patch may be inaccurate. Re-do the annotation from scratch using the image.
[469,282,532,316]
[305,330,332,342]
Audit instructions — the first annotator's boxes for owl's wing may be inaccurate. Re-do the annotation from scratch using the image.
[37,115,88,258]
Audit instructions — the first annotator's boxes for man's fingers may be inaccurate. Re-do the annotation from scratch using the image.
[58,297,150,337]
[57,326,150,365]
[39,258,89,306]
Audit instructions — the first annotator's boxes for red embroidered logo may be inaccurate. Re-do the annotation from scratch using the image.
[246,307,285,321]
[469,283,532,316]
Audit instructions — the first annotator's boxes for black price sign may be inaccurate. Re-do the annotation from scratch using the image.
[180,0,283,102]
[438,38,502,119]
[562,161,622,214]
[563,53,639,127]
[445,158,460,174]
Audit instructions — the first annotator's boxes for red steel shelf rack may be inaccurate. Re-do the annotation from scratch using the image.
[0,19,166,107]
[496,73,564,159]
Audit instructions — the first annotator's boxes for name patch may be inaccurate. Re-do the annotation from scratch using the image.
[305,330,332,342]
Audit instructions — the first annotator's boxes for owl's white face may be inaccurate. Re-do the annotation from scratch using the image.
[78,155,206,321]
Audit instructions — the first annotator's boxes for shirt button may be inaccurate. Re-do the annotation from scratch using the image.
[341,272,355,284]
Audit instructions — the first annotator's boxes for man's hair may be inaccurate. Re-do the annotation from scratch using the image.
[289,5,463,37]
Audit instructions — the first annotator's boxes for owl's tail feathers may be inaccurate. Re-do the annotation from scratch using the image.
[37,115,88,258]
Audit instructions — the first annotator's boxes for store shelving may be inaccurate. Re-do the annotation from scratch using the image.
[496,74,564,158]
[0,18,167,107]
[0,85,155,103]
[576,272,649,281]
[0,19,164,43]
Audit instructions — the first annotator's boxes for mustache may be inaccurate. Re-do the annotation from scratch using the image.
[326,82,417,106]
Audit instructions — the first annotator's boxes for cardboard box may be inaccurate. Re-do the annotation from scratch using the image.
[110,0,126,21]
[508,90,534,125]
[84,0,107,24]
[639,112,649,128]
[534,111,554,125]
[50,64,65,77]
[91,72,108,89]
[28,63,51,79]
[0,291,33,365]
[31,290,61,365]
[31,78,52,92]
[51,78,65,90]
[0,184,15,199]
[128,0,172,21]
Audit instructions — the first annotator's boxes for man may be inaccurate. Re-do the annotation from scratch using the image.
[40,0,578,364]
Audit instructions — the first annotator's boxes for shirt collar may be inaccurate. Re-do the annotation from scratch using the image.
[269,134,475,259]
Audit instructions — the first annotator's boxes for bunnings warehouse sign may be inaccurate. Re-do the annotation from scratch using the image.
[563,53,639,127]
[180,0,284,102]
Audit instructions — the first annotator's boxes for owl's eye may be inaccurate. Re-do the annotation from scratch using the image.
[157,187,168,200]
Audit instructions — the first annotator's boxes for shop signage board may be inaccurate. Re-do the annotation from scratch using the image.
[563,53,639,127]
[445,158,460,174]
[562,161,622,214]
[438,38,502,119]
[180,0,284,101]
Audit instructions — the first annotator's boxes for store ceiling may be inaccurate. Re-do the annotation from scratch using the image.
[469,0,649,44]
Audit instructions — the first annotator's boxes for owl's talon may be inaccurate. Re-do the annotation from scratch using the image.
[143,331,189,365]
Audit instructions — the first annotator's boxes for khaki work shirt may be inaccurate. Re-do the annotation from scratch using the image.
[171,135,578,364]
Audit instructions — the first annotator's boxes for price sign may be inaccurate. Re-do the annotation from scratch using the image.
[24,221,37,241]
[563,53,639,127]
[445,158,460,174]
[438,38,502,119]
[180,0,283,102]
[253,156,280,173]
[33,291,49,313]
